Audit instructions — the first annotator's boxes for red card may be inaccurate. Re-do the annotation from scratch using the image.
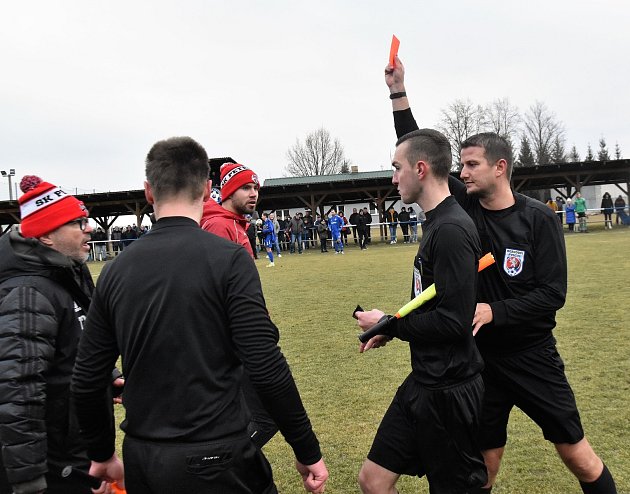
[389,35,400,67]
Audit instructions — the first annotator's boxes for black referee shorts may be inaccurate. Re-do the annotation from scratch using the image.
[478,344,585,450]
[122,433,277,494]
[368,374,487,493]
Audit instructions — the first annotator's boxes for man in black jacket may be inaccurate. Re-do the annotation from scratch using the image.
[385,56,617,494]
[71,136,328,494]
[0,175,114,494]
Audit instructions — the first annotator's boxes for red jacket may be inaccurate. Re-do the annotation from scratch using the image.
[200,199,254,258]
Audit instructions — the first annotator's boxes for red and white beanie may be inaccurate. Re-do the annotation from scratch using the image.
[18,175,88,238]
[219,163,260,201]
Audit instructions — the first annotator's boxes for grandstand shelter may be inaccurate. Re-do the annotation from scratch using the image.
[1,159,629,236]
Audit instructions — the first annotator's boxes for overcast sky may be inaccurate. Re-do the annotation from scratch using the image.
[1,0,628,200]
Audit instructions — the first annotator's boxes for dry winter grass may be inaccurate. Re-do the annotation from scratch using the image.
[88,224,630,493]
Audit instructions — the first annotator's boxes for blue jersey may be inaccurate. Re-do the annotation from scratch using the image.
[328,215,344,237]
[262,218,276,242]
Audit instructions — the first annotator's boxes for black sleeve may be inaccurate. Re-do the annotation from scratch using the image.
[225,249,321,465]
[0,285,57,490]
[393,108,420,138]
[71,265,119,462]
[394,223,478,343]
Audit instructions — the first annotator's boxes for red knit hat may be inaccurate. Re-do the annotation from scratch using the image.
[18,175,88,238]
[219,163,259,201]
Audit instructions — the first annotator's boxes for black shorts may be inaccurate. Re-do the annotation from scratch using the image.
[368,374,487,493]
[479,344,584,450]
[122,433,277,494]
[577,212,586,218]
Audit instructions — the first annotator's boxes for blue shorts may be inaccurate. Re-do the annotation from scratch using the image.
[263,237,273,249]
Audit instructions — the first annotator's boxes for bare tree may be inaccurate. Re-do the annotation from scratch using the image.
[286,128,351,176]
[437,99,486,167]
[485,97,521,145]
[523,101,564,165]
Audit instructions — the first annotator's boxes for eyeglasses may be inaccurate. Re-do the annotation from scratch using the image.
[65,217,90,231]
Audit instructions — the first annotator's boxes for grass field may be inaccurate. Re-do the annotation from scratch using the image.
[88,225,630,493]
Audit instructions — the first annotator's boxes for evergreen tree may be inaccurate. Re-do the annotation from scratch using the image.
[551,136,566,163]
[585,143,594,161]
[340,162,350,174]
[614,142,622,160]
[516,136,535,167]
[597,137,610,161]
[568,145,580,162]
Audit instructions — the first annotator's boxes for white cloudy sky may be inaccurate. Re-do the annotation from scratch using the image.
[1,0,628,200]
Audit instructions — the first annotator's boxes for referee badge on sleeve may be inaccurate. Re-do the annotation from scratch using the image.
[503,249,525,277]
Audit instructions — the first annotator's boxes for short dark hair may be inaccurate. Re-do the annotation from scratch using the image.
[145,137,209,201]
[461,133,514,180]
[395,129,452,181]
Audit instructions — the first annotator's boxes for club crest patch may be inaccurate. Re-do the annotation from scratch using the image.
[503,249,525,277]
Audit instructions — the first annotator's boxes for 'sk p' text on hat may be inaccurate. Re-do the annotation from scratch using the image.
[219,163,260,201]
[18,175,88,238]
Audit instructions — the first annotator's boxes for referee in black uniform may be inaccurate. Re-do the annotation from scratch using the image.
[385,57,617,494]
[357,129,488,493]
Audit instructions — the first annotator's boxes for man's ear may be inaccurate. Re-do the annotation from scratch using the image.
[495,159,508,178]
[144,181,154,204]
[202,180,211,202]
[416,160,428,180]
[38,233,54,247]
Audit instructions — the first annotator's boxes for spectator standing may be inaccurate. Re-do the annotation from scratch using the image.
[614,195,626,225]
[600,192,614,229]
[386,206,399,243]
[555,196,566,224]
[398,206,410,242]
[349,208,360,244]
[565,199,577,232]
[356,209,368,250]
[92,227,107,261]
[289,213,304,254]
[317,218,329,252]
[111,226,122,254]
[71,136,328,494]
[201,162,260,259]
[574,192,588,232]
[0,175,116,494]
[247,217,259,259]
[387,56,617,493]
[363,207,372,244]
[328,209,345,254]
[302,211,314,249]
[408,206,419,242]
[339,211,350,245]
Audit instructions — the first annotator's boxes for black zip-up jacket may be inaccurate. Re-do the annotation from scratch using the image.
[71,217,321,465]
[394,108,567,355]
[0,228,94,494]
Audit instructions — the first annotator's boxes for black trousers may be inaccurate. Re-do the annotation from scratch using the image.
[122,434,277,494]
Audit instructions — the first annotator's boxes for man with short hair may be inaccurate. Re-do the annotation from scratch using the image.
[349,207,360,244]
[362,207,373,244]
[386,57,617,494]
[201,162,260,258]
[71,136,328,494]
[261,212,277,267]
[0,175,116,494]
[357,129,487,493]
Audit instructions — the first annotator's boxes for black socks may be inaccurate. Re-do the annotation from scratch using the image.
[579,464,616,494]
